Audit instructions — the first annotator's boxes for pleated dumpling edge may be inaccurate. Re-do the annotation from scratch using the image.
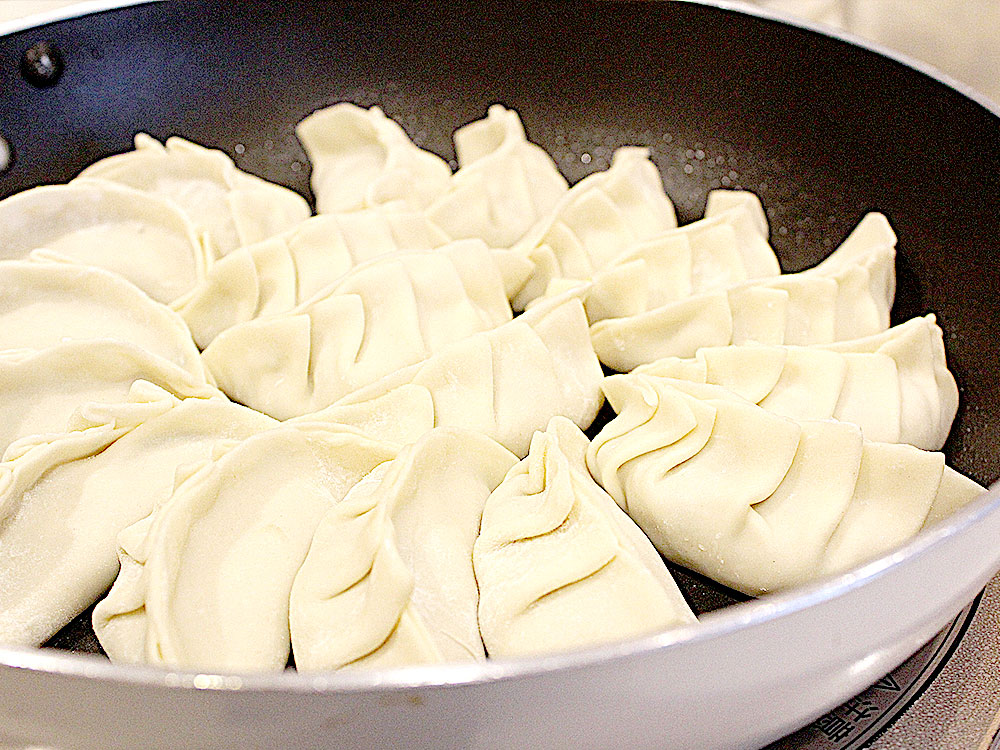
[474,416,697,658]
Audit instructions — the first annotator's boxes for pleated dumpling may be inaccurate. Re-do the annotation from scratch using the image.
[304,297,604,457]
[823,314,958,450]
[290,428,517,671]
[0,341,220,456]
[76,134,310,257]
[474,417,696,657]
[426,104,568,247]
[586,375,985,595]
[296,103,452,214]
[93,423,399,671]
[535,189,780,323]
[696,189,778,278]
[610,188,778,301]
[0,382,276,647]
[202,240,517,419]
[590,211,896,370]
[0,181,210,304]
[510,146,677,309]
[636,314,957,450]
[0,260,207,381]
[177,208,451,348]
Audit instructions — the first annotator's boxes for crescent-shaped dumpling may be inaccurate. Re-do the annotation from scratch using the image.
[635,314,957,450]
[620,189,778,300]
[534,189,781,323]
[177,208,451,348]
[510,146,677,309]
[202,240,516,419]
[822,314,957,450]
[76,134,310,257]
[289,428,517,671]
[426,104,568,247]
[0,260,207,381]
[586,375,984,595]
[0,382,276,647]
[0,341,220,456]
[94,424,399,671]
[302,296,604,457]
[0,181,210,304]
[296,103,452,214]
[474,417,696,657]
[590,212,896,370]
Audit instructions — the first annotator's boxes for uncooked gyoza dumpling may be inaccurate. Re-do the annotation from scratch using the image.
[510,146,677,309]
[534,189,781,323]
[290,428,517,671]
[302,297,604,457]
[619,189,778,299]
[474,417,696,657]
[590,212,896,370]
[0,260,208,381]
[76,134,310,257]
[202,240,516,419]
[0,341,220,457]
[0,382,276,647]
[296,103,452,214]
[822,314,957,450]
[635,313,957,450]
[177,208,451,348]
[426,104,568,247]
[93,423,399,671]
[0,180,210,304]
[586,375,985,595]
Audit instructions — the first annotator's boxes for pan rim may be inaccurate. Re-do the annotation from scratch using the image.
[1,484,997,694]
[0,0,161,38]
[0,0,997,696]
[680,0,1000,116]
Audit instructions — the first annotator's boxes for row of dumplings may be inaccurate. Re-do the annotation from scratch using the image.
[0,102,984,672]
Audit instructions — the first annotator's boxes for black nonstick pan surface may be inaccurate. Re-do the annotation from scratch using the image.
[0,2,998,748]
[2,1,998,481]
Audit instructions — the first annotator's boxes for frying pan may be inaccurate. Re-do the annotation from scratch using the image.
[1,1,999,748]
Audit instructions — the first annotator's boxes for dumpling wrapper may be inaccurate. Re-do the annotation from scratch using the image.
[0,341,220,457]
[635,313,957,450]
[533,189,781,324]
[300,296,604,457]
[296,103,452,214]
[426,104,568,247]
[618,188,778,300]
[76,134,310,257]
[0,382,276,647]
[821,314,958,452]
[510,146,677,309]
[474,417,696,657]
[586,375,985,595]
[0,260,208,382]
[95,424,399,671]
[290,428,517,671]
[178,208,451,348]
[0,180,210,304]
[202,240,517,419]
[590,212,896,370]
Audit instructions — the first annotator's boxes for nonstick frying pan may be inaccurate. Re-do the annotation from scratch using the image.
[1,1,999,748]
